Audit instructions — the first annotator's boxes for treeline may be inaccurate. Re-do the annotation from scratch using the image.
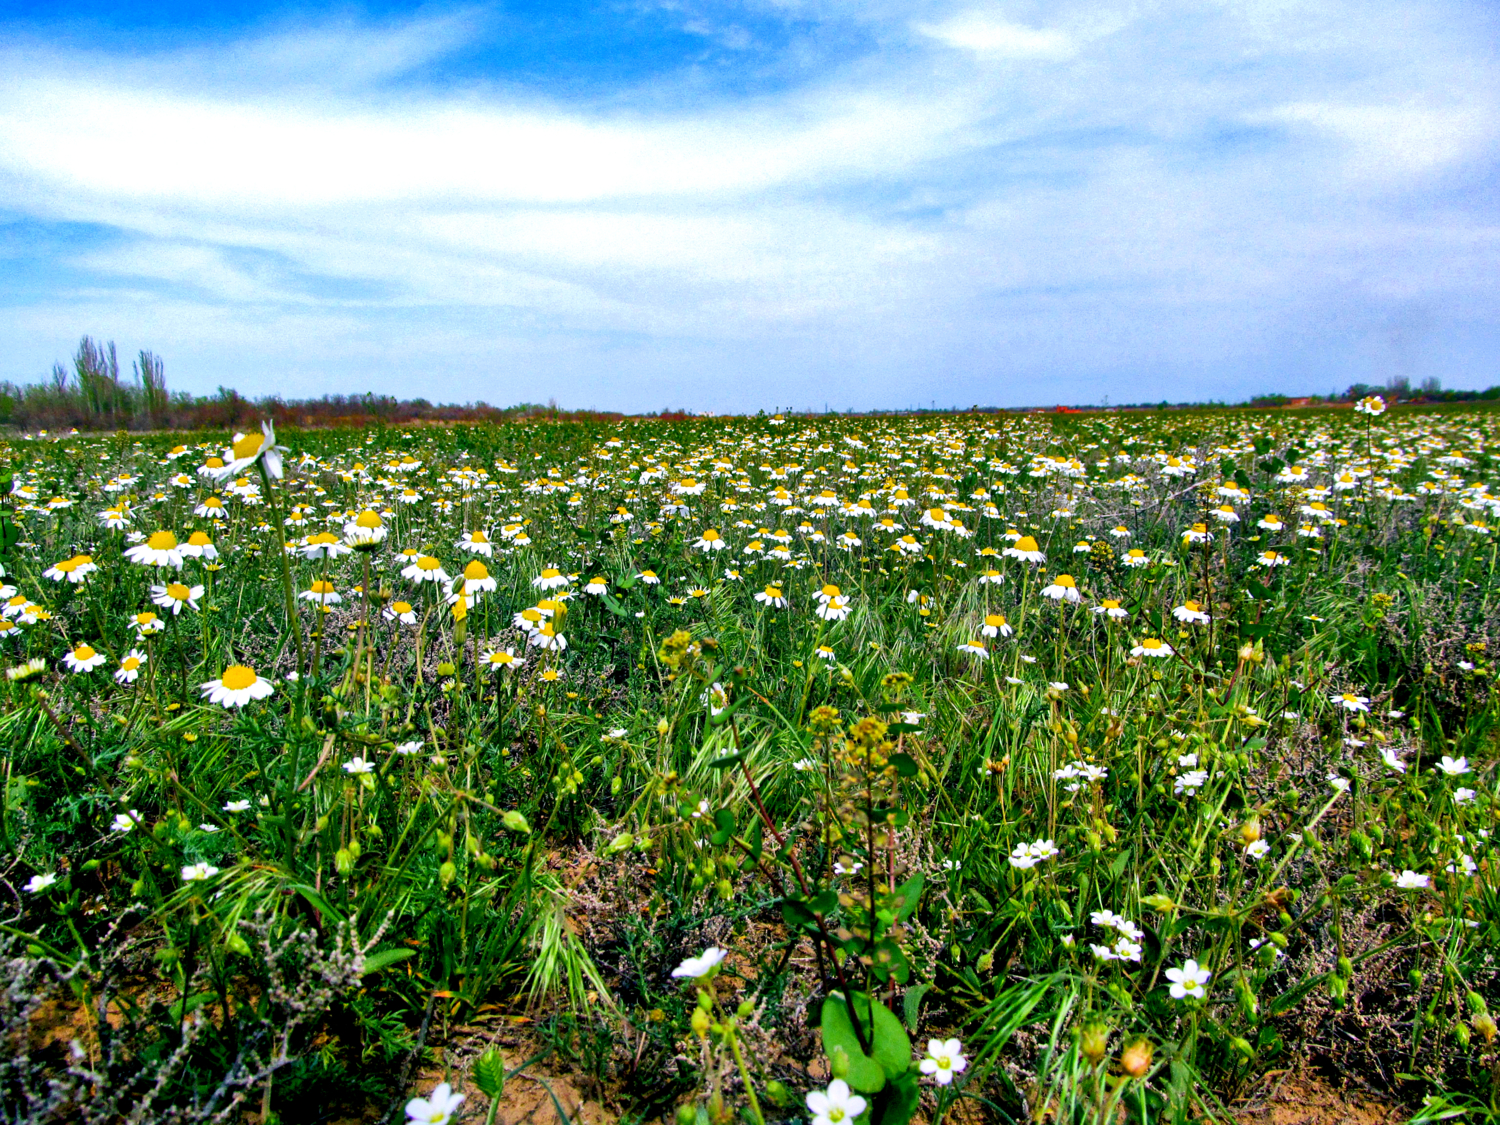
[1246,377,1500,409]
[0,338,623,431]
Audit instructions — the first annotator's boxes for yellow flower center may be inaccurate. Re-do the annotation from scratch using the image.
[204,457,224,468]
[1054,574,1076,587]
[821,584,841,598]
[73,645,96,660]
[391,601,413,614]
[310,581,336,594]
[122,657,141,671]
[417,555,441,570]
[222,665,257,690]
[356,510,383,528]
[166,583,191,600]
[468,530,488,542]
[702,530,721,540]
[56,558,79,572]
[464,561,489,580]
[188,532,213,546]
[1015,536,1039,552]
[135,613,157,624]
[985,614,1005,626]
[540,568,561,579]
[147,531,179,550]
[232,432,265,460]
[1144,639,1162,649]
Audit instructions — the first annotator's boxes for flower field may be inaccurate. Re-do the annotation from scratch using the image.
[0,402,1497,1124]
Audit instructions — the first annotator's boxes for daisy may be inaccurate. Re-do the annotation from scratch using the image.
[43,555,98,583]
[1093,599,1129,620]
[299,532,350,561]
[816,595,852,621]
[1041,574,1081,602]
[1181,523,1213,544]
[342,757,375,775]
[1172,601,1211,624]
[151,581,204,614]
[124,531,185,568]
[480,649,522,671]
[180,532,219,559]
[194,496,229,520]
[754,584,788,608]
[528,623,567,651]
[636,570,661,585]
[63,644,106,673]
[1122,548,1149,568]
[977,566,1004,584]
[224,800,251,812]
[693,529,728,552]
[200,665,276,707]
[98,507,131,530]
[1332,692,1370,712]
[1254,549,1288,567]
[956,639,989,658]
[114,649,147,684]
[455,560,498,595]
[1257,514,1285,531]
[299,580,341,607]
[181,863,221,882]
[980,613,1012,637]
[456,530,494,556]
[384,600,418,625]
[401,555,450,584]
[128,611,165,636]
[1002,535,1045,563]
[344,510,388,548]
[1394,870,1429,889]
[532,567,570,591]
[213,420,287,480]
[1132,638,1174,658]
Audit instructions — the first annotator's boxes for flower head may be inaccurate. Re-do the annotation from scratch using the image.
[406,1082,466,1125]
[215,420,287,480]
[1165,959,1211,1001]
[200,665,275,708]
[806,1079,867,1125]
[919,1037,968,1085]
[671,945,728,980]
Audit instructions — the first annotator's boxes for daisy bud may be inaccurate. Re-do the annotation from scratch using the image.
[1239,818,1261,845]
[1120,1038,1153,1078]
[1473,1014,1497,1045]
[1079,1021,1110,1066]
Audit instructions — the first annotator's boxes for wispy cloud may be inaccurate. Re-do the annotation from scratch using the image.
[0,1,1497,409]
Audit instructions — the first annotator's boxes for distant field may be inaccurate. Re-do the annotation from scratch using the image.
[0,402,1495,1124]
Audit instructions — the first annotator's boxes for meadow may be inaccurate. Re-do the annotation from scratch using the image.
[0,400,1495,1125]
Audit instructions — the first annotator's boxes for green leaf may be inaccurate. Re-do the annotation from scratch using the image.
[874,1067,921,1125]
[747,817,764,864]
[601,594,629,617]
[711,808,736,846]
[0,519,18,554]
[820,993,887,1093]
[474,1047,506,1099]
[706,750,745,770]
[781,899,818,933]
[890,872,924,923]
[362,947,415,976]
[887,752,919,776]
[902,982,931,1032]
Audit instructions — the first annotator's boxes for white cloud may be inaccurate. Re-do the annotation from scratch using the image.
[914,11,1076,59]
[0,1,1497,410]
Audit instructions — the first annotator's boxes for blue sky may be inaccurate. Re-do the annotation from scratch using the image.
[1,0,1497,411]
